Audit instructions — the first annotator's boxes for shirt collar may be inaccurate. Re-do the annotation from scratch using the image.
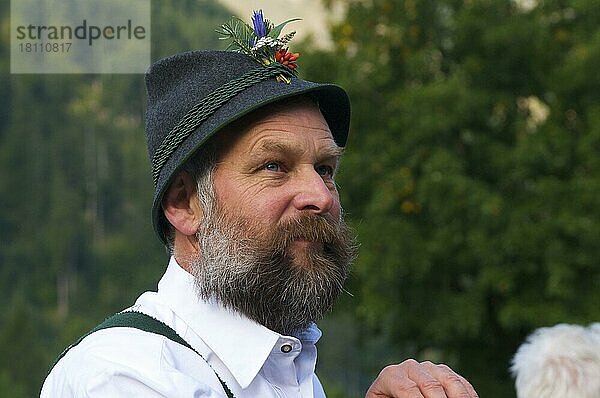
[157,257,322,388]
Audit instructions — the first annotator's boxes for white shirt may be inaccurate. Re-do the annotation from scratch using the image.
[41,257,326,397]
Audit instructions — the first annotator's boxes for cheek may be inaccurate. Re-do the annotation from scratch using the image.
[250,190,295,222]
[214,169,255,206]
[215,177,293,222]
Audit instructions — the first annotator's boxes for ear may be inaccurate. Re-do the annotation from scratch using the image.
[162,171,203,236]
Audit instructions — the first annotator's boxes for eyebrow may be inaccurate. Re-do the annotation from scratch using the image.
[252,139,344,161]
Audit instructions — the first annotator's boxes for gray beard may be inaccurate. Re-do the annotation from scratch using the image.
[189,208,357,336]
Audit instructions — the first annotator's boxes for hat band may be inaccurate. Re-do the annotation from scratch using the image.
[151,62,294,186]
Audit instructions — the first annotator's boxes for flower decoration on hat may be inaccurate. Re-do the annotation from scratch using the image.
[217,10,301,83]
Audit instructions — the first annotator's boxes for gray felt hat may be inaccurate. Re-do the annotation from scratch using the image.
[145,50,351,245]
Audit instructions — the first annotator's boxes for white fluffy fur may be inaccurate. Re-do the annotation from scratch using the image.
[511,323,600,398]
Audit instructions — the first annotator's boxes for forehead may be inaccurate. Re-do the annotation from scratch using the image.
[216,99,338,157]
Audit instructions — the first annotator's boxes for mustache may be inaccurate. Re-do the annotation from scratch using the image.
[272,213,357,272]
[277,213,341,244]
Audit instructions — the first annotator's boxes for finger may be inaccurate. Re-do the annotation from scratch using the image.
[420,362,478,398]
[403,361,448,398]
[456,374,478,398]
[366,362,427,398]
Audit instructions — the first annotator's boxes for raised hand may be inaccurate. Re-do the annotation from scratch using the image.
[366,359,479,398]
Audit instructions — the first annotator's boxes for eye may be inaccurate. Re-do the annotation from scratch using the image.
[315,164,335,177]
[264,162,282,172]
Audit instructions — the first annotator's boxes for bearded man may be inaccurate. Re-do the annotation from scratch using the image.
[42,41,478,398]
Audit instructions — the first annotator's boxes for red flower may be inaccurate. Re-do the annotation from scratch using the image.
[275,48,299,70]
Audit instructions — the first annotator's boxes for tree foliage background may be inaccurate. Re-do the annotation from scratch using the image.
[0,0,599,397]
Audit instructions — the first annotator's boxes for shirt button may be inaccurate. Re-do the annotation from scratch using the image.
[280,344,293,353]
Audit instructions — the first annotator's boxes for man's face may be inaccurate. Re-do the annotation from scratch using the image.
[190,100,356,335]
[213,100,343,251]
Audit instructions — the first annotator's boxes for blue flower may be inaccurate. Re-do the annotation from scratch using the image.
[252,10,266,38]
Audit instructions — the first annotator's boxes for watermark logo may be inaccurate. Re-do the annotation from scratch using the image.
[11,0,151,74]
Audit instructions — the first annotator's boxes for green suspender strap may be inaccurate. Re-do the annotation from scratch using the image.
[52,311,235,398]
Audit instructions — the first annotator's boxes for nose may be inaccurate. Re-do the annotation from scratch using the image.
[292,168,336,214]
